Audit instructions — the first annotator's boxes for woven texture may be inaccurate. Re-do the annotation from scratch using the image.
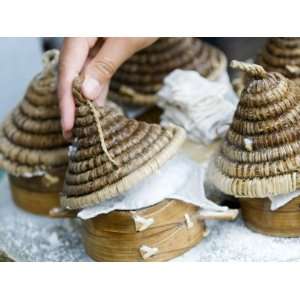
[0,50,68,176]
[257,38,300,83]
[109,37,227,106]
[210,60,300,198]
[61,80,186,209]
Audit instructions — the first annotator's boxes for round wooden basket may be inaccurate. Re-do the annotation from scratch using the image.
[9,168,65,216]
[240,196,300,237]
[82,200,204,262]
[51,199,238,262]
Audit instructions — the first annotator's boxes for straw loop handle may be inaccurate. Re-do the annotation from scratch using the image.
[41,49,60,77]
[230,60,268,78]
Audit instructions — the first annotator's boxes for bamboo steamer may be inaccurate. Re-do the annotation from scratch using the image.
[240,196,300,237]
[210,60,300,237]
[83,199,204,262]
[9,168,65,215]
[55,82,238,261]
[52,199,238,261]
[0,50,69,215]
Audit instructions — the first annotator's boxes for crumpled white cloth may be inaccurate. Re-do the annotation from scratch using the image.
[269,190,300,211]
[78,154,228,220]
[157,69,237,145]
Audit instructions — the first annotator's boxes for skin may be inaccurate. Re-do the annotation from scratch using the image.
[58,37,158,140]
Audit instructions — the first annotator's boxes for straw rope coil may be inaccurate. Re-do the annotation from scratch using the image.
[0,49,69,176]
[209,60,300,198]
[61,79,186,209]
[108,37,227,106]
[257,38,300,83]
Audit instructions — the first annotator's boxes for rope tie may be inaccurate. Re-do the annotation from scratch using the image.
[230,60,268,78]
[42,172,59,187]
[286,65,300,76]
[184,213,194,229]
[139,245,159,259]
[72,77,119,168]
[86,100,119,167]
[132,214,155,232]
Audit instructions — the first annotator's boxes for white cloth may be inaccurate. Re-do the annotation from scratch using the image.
[157,69,237,145]
[78,154,228,220]
[269,190,300,211]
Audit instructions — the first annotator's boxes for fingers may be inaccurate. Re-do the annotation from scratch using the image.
[82,38,158,102]
[58,38,95,139]
[58,37,158,139]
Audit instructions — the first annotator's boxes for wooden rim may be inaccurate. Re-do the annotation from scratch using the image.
[82,219,205,262]
[9,174,63,216]
[240,196,300,237]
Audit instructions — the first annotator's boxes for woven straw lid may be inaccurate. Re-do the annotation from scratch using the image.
[61,79,186,209]
[257,38,300,83]
[109,37,227,106]
[210,60,300,198]
[0,50,69,177]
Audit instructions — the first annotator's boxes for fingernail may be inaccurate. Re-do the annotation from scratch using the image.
[82,77,102,99]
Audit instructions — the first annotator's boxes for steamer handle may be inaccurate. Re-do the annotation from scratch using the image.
[198,209,239,221]
[49,207,78,219]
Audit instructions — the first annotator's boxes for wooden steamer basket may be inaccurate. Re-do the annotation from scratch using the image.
[9,168,65,216]
[51,199,238,262]
[0,49,69,216]
[210,60,300,237]
[56,81,238,261]
[240,195,300,237]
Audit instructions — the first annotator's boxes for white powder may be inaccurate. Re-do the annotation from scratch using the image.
[1,175,300,262]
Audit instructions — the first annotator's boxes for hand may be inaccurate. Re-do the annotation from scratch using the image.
[58,37,158,139]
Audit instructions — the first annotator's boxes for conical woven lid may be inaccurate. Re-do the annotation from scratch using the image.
[0,50,68,176]
[61,79,186,209]
[109,37,227,106]
[210,60,300,198]
[257,38,300,83]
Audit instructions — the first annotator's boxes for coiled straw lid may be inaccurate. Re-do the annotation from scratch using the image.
[109,38,227,106]
[61,78,186,209]
[0,49,69,176]
[257,37,300,83]
[210,60,300,198]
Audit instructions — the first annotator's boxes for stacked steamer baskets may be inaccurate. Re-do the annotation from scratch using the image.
[56,79,237,262]
[0,50,69,216]
[109,38,227,122]
[257,38,300,84]
[210,60,300,237]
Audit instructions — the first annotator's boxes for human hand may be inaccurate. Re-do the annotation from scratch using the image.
[58,37,158,139]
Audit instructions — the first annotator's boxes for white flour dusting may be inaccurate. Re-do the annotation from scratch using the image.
[0,175,88,261]
[1,175,300,262]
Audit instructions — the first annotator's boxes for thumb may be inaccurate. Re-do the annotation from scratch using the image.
[81,55,115,100]
[81,38,156,101]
